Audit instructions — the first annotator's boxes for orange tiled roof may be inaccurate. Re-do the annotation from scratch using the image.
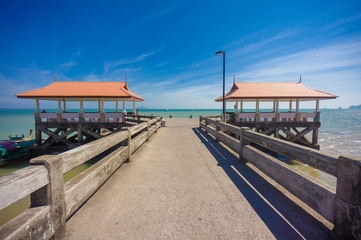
[15,81,144,101]
[215,82,337,101]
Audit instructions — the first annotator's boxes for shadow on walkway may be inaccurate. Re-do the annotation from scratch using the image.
[192,127,333,240]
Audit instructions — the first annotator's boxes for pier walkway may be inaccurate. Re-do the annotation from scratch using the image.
[65,119,332,239]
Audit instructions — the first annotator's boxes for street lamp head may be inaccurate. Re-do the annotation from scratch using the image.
[215,50,224,55]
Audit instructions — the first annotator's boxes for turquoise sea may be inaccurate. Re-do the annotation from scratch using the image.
[1,108,361,157]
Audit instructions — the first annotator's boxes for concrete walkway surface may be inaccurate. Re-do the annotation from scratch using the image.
[65,118,333,240]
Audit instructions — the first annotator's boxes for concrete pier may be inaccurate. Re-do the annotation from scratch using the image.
[65,119,332,239]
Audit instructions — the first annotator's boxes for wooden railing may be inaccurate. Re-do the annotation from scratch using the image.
[236,111,319,122]
[38,112,125,123]
[200,115,361,240]
[0,116,162,240]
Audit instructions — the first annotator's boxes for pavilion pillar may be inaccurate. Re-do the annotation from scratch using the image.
[116,99,119,112]
[275,99,280,138]
[296,98,300,121]
[77,98,83,143]
[35,98,41,145]
[63,99,66,112]
[57,99,62,121]
[289,99,292,112]
[240,99,243,112]
[35,98,40,113]
[98,99,101,112]
[255,99,260,122]
[79,99,84,124]
[100,99,105,122]
[57,99,61,112]
[273,99,276,112]
[235,100,238,112]
[312,99,320,145]
[133,100,135,114]
[123,100,125,113]
[288,99,293,123]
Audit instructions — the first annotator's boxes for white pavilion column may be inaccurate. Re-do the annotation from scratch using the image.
[80,99,84,112]
[133,100,135,114]
[255,99,260,122]
[63,99,67,112]
[57,99,61,112]
[35,98,40,113]
[116,99,119,112]
[100,98,105,122]
[289,99,292,112]
[240,99,243,112]
[123,100,125,113]
[316,99,320,112]
[296,98,300,121]
[275,99,280,121]
[34,98,41,144]
[235,100,238,112]
[57,99,62,121]
[273,99,276,112]
[98,99,101,112]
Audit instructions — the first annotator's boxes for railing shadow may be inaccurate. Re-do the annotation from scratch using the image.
[192,127,333,240]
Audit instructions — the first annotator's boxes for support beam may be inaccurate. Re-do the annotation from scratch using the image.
[98,99,101,112]
[123,100,125,113]
[133,100,135,113]
[316,99,319,112]
[116,99,118,112]
[240,99,243,112]
[256,99,260,113]
[273,99,276,112]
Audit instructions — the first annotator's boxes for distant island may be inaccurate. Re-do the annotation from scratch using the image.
[348,104,361,109]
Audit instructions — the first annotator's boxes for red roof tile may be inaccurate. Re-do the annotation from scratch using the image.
[215,82,337,101]
[15,81,144,101]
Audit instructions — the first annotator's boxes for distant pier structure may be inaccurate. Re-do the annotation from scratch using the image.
[216,82,338,149]
[15,80,144,152]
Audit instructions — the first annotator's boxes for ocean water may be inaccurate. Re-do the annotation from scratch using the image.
[1,108,361,156]
[1,108,361,157]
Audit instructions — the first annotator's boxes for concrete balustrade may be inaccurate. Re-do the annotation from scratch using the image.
[200,115,361,240]
[0,115,162,240]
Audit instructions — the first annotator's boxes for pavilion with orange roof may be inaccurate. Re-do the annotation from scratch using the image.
[15,80,144,151]
[215,81,337,149]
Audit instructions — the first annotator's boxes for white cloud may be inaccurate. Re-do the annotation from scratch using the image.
[104,51,157,74]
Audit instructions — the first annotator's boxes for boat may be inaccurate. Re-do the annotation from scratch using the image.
[0,130,35,166]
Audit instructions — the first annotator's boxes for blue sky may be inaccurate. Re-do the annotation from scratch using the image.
[0,0,360,109]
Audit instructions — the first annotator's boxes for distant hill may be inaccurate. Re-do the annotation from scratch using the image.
[349,104,361,109]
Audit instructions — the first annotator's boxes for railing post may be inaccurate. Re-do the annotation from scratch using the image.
[147,120,150,140]
[127,128,131,162]
[30,155,66,239]
[239,127,249,163]
[215,120,220,142]
[333,155,361,240]
[100,112,105,122]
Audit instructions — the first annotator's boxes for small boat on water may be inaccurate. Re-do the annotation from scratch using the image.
[0,130,35,166]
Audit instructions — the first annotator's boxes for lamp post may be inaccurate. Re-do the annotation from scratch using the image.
[216,50,226,122]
